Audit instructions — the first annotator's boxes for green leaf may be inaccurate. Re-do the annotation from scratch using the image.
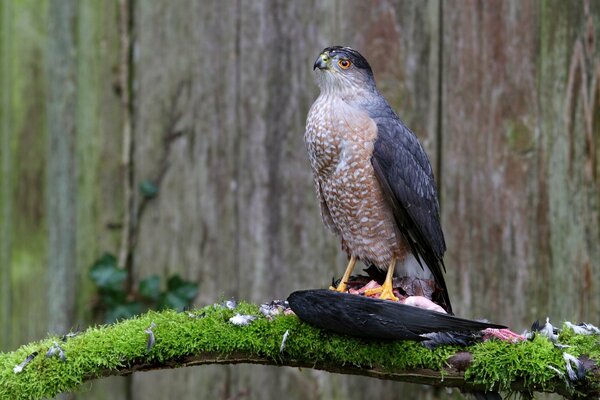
[139,180,158,198]
[157,291,189,311]
[171,283,198,302]
[100,291,126,308]
[166,274,198,302]
[157,276,198,311]
[105,301,143,323]
[166,275,185,290]
[89,253,126,291]
[139,275,161,301]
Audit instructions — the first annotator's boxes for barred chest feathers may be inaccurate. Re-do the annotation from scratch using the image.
[304,95,407,268]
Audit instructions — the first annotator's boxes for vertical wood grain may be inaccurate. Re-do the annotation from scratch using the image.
[441,0,543,325]
[0,0,13,351]
[1,0,50,350]
[539,0,600,322]
[47,0,78,336]
[131,1,445,399]
[2,1,599,399]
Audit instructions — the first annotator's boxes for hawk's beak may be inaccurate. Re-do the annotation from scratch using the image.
[313,53,329,70]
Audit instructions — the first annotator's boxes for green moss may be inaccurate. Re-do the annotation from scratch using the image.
[559,326,600,360]
[1,305,598,399]
[466,335,562,391]
[466,324,600,395]
[505,119,534,154]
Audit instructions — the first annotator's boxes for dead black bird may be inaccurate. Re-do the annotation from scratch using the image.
[288,290,505,341]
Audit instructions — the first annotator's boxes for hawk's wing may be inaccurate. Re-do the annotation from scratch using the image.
[370,111,452,314]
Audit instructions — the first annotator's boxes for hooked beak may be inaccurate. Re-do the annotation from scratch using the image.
[313,53,330,70]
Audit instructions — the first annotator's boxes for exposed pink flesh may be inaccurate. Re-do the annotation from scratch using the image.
[402,296,447,313]
[348,279,380,295]
[482,328,525,343]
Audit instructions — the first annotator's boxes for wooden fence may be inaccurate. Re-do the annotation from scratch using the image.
[1,1,598,398]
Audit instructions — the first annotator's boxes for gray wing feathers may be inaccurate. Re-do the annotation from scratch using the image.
[372,115,446,258]
[369,108,452,313]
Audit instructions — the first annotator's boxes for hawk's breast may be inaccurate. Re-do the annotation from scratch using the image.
[305,95,407,267]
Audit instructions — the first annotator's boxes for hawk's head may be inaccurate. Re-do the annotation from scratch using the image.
[313,46,376,93]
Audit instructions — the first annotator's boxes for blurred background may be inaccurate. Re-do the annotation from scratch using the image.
[1,0,599,399]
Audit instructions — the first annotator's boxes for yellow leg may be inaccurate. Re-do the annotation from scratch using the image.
[329,255,356,293]
[364,257,399,301]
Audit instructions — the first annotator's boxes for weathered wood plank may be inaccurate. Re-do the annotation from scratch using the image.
[539,0,600,322]
[441,0,544,325]
[47,0,78,336]
[441,0,599,331]
[75,0,127,398]
[3,1,599,399]
[131,1,444,399]
[0,0,14,351]
[1,0,50,351]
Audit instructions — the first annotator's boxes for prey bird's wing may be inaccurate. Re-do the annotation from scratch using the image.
[289,290,504,340]
[368,106,452,314]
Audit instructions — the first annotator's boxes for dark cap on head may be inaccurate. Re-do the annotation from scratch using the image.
[323,46,373,74]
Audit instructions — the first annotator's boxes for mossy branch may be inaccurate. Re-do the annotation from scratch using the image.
[1,302,598,399]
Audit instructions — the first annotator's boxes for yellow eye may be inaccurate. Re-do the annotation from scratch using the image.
[338,59,351,69]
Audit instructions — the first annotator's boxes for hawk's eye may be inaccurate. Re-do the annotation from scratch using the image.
[338,59,351,69]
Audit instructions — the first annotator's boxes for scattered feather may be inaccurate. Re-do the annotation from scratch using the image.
[45,341,66,361]
[563,352,585,381]
[229,314,256,326]
[223,299,237,310]
[145,322,156,352]
[565,321,600,335]
[259,300,289,320]
[13,352,38,374]
[61,329,80,342]
[420,331,482,349]
[548,365,563,377]
[532,318,559,342]
[187,311,205,319]
[280,330,289,354]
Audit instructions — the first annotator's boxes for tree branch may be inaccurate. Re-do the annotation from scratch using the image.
[1,302,598,399]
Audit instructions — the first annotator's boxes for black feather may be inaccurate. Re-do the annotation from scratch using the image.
[369,105,452,314]
[288,290,505,341]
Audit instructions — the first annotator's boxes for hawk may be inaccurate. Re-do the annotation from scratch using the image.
[305,46,452,314]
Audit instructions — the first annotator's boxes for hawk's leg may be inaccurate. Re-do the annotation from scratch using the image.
[364,257,399,301]
[329,255,356,293]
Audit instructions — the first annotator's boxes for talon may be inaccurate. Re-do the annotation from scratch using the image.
[366,257,399,302]
[378,284,399,302]
[364,286,383,296]
[331,255,356,293]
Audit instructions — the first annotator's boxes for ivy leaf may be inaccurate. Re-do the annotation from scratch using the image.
[158,275,199,311]
[139,180,158,199]
[166,275,185,290]
[167,275,198,302]
[89,253,126,291]
[139,275,161,301]
[158,291,189,311]
[100,291,126,308]
[105,301,143,324]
